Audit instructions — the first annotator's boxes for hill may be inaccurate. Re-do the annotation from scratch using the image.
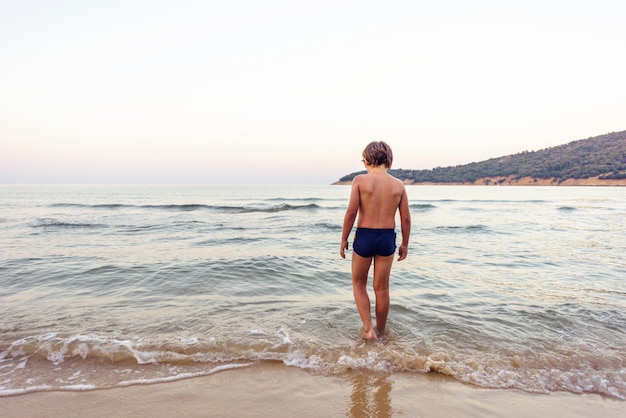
[336,130,626,186]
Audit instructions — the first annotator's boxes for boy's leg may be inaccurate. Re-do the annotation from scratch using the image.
[373,255,394,335]
[351,253,376,339]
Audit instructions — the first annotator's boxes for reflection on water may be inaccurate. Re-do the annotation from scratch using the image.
[349,372,393,418]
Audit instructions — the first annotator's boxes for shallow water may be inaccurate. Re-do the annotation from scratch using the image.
[1,184,625,399]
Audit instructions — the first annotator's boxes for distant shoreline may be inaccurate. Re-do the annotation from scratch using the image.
[333,175,626,186]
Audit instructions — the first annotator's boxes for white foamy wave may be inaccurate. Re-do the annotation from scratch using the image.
[177,337,199,345]
[275,328,292,346]
[118,363,253,386]
[454,365,626,400]
[283,350,326,370]
[1,333,167,366]
[0,385,54,397]
[337,351,395,373]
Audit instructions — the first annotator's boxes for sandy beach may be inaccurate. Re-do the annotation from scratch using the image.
[1,362,623,418]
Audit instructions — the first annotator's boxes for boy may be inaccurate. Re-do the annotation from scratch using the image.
[340,141,411,339]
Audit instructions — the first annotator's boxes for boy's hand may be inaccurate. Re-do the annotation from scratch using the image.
[397,244,408,261]
[340,240,348,258]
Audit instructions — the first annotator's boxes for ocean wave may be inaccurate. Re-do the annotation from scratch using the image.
[1,331,624,400]
[312,222,342,231]
[410,204,437,212]
[266,197,336,202]
[144,204,215,211]
[430,225,493,234]
[49,202,323,213]
[420,199,547,204]
[50,203,132,209]
[117,363,254,387]
[225,203,322,213]
[194,237,266,247]
[29,218,107,229]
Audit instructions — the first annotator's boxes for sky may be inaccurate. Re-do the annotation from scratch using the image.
[1,0,625,184]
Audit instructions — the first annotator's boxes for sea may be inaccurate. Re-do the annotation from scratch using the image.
[1,184,625,400]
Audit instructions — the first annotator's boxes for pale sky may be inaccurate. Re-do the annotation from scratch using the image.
[1,0,624,184]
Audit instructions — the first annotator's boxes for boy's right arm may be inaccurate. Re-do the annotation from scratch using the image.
[340,179,361,258]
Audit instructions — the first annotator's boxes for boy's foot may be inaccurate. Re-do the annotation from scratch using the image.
[361,328,377,340]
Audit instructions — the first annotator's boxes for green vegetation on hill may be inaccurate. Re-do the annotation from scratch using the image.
[338,130,626,184]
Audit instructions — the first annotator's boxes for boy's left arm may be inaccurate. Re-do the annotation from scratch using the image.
[397,188,411,261]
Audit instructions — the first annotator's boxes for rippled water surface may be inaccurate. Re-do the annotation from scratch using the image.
[1,185,625,399]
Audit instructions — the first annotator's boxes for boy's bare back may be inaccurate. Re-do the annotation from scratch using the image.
[353,171,407,230]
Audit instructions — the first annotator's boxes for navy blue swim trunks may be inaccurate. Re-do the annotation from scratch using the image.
[353,228,396,257]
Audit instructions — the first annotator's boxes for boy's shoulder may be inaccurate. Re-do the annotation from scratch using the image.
[354,172,405,188]
[352,173,369,184]
[389,173,407,187]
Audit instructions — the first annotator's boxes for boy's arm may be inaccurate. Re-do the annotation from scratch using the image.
[397,187,411,261]
[340,180,361,258]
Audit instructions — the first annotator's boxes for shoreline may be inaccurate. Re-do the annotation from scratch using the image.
[2,362,624,418]
[333,176,626,186]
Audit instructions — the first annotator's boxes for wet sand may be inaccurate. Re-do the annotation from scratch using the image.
[1,362,624,417]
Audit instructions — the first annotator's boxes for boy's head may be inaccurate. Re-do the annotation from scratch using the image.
[362,141,393,168]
